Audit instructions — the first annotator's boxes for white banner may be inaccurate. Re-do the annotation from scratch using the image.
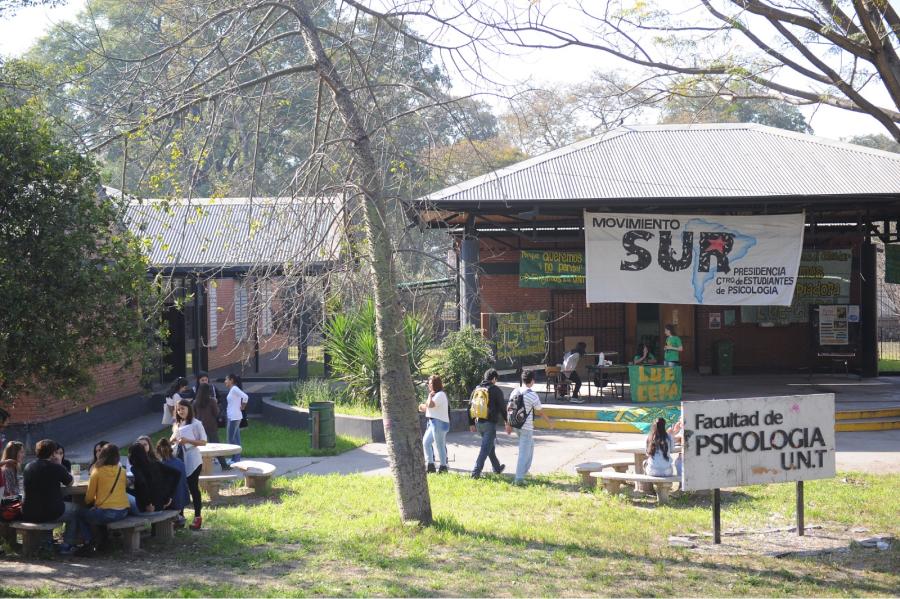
[682,394,835,491]
[584,212,805,305]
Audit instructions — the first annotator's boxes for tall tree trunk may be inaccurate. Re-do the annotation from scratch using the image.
[293,1,432,524]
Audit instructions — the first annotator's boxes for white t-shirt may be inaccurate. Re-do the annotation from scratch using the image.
[226,386,249,421]
[174,419,207,475]
[425,390,449,423]
[166,391,186,409]
[513,385,543,431]
[643,433,676,476]
[562,351,580,373]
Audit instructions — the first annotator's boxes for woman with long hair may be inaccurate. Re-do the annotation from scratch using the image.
[89,440,109,469]
[193,382,229,470]
[136,435,160,463]
[224,373,248,464]
[127,443,181,515]
[163,377,190,425]
[171,399,207,530]
[64,443,130,555]
[156,438,190,528]
[644,418,675,477]
[1,441,24,496]
[418,375,450,474]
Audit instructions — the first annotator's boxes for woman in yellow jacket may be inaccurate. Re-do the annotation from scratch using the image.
[61,443,130,555]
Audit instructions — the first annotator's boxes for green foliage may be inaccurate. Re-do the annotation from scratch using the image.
[273,379,381,418]
[323,299,431,409]
[0,105,160,406]
[847,134,900,153]
[434,326,494,404]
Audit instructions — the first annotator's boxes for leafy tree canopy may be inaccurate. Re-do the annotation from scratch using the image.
[846,134,900,154]
[0,104,160,406]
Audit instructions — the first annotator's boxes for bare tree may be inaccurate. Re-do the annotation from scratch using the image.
[368,0,900,142]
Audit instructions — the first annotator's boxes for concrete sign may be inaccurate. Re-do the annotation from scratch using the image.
[682,394,835,491]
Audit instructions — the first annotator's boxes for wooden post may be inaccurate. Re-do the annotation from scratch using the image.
[713,488,721,544]
[796,481,805,536]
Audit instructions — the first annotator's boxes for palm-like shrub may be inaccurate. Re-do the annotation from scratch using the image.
[435,326,494,405]
[323,299,431,409]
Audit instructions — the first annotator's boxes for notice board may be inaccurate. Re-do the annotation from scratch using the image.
[489,310,550,369]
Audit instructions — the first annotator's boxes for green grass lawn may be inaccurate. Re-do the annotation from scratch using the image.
[878,358,900,372]
[6,472,897,596]
[141,421,366,458]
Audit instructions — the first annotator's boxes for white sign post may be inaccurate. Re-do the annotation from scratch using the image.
[682,394,836,543]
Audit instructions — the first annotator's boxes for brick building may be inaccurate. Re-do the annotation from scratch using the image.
[8,194,340,447]
[416,124,900,377]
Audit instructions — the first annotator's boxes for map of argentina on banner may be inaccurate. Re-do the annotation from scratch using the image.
[584,212,805,305]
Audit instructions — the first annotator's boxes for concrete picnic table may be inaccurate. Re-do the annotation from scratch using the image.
[607,440,681,492]
[198,443,241,475]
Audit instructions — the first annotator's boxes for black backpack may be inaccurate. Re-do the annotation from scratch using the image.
[506,388,532,429]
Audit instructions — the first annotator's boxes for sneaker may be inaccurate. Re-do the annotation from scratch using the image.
[174,515,186,529]
[426,463,436,474]
[470,472,481,479]
[494,464,506,475]
[57,543,77,556]
[437,465,449,474]
[570,397,585,404]
[190,516,202,530]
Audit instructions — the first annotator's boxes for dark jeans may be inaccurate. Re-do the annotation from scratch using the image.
[472,420,502,475]
[567,371,582,397]
[186,465,202,518]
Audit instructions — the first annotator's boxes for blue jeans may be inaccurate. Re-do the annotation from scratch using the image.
[72,507,129,544]
[472,420,502,475]
[227,419,242,462]
[515,428,534,482]
[423,418,449,467]
[59,502,80,545]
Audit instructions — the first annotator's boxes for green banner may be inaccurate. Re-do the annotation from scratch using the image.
[887,244,900,284]
[519,250,585,289]
[593,405,682,433]
[494,310,549,364]
[628,365,682,403]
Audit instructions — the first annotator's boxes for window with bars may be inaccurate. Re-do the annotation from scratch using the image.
[235,281,249,342]
[208,282,218,348]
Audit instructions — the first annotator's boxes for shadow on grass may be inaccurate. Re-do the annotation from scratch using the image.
[427,515,898,596]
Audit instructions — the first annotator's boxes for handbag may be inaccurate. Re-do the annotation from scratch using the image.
[0,494,22,521]
[239,410,249,429]
[162,401,174,425]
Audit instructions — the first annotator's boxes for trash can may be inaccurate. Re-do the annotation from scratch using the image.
[713,340,734,375]
[309,401,336,449]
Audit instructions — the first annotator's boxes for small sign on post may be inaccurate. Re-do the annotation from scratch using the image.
[682,394,835,543]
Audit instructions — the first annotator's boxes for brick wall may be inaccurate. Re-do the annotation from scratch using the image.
[9,362,144,425]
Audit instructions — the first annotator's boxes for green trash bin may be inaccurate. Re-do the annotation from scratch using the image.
[713,340,734,375]
[309,401,336,449]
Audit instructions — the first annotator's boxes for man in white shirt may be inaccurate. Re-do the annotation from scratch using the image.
[561,341,587,403]
[512,370,552,485]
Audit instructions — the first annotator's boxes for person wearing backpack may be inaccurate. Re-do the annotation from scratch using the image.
[508,370,553,485]
[468,368,510,479]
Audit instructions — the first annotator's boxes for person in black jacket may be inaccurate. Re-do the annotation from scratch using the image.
[22,439,78,546]
[126,443,182,514]
[469,368,511,479]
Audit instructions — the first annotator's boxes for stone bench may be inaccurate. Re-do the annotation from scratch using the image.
[574,459,632,489]
[106,510,180,552]
[230,461,277,494]
[10,521,62,558]
[591,471,680,503]
[199,472,241,500]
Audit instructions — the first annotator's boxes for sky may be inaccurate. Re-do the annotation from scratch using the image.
[0,0,888,143]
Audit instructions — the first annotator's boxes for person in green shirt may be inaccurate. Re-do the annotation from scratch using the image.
[632,343,656,365]
[663,324,683,366]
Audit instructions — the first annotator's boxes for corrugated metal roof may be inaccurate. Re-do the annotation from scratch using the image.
[124,196,342,270]
[420,124,900,205]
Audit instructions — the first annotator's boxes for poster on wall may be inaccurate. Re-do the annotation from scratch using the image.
[709,313,722,329]
[584,212,805,305]
[492,310,550,366]
[819,305,849,345]
[519,250,585,289]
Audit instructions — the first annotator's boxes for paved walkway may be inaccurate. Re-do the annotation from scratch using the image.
[65,411,900,476]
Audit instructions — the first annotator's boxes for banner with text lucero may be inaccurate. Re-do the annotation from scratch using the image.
[584,212,805,305]
[681,394,835,491]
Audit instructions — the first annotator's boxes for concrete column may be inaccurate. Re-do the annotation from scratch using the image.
[861,241,878,378]
[460,234,481,329]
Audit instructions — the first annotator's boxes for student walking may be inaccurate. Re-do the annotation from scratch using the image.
[419,375,450,474]
[509,370,552,485]
[469,368,510,479]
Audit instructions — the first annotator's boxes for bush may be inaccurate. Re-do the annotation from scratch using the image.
[275,379,380,418]
[323,299,431,409]
[434,326,494,405]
